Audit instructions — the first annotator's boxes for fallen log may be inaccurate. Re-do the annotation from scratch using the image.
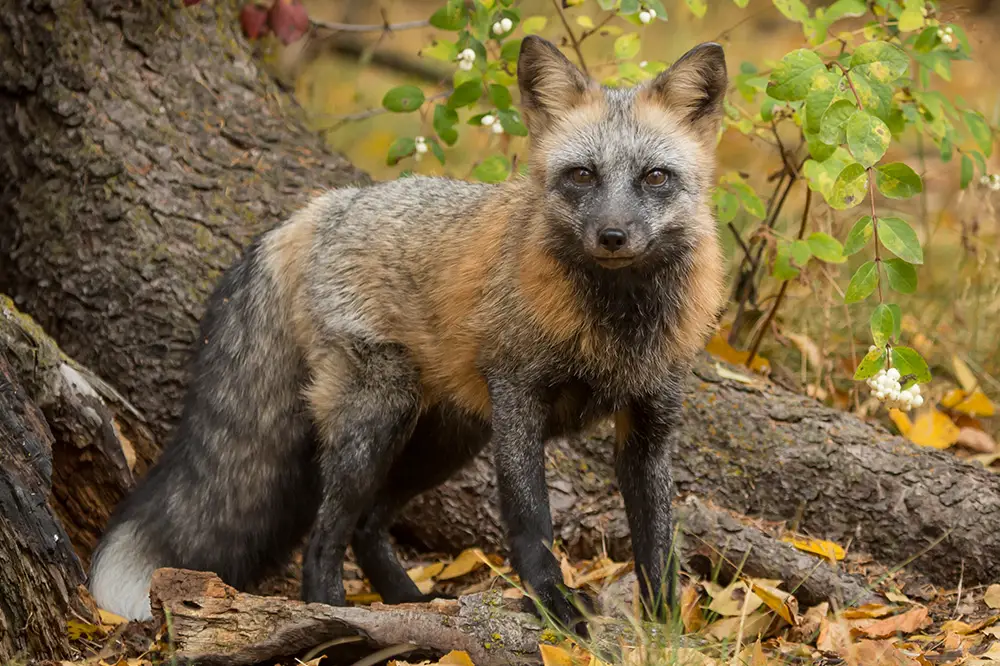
[150,569,545,666]
[400,356,1000,590]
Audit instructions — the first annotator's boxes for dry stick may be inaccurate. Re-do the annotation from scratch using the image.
[579,11,617,41]
[746,188,813,368]
[310,18,431,33]
[550,0,589,75]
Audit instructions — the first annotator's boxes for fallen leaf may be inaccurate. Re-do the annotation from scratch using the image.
[889,408,913,437]
[957,427,999,453]
[953,355,979,393]
[849,639,920,666]
[705,331,770,373]
[842,603,897,619]
[857,606,930,638]
[704,611,774,641]
[986,585,1000,609]
[885,591,912,604]
[67,619,105,640]
[707,580,763,617]
[786,332,822,368]
[789,602,828,643]
[680,584,706,633]
[345,592,381,604]
[439,651,475,666]
[751,581,800,625]
[573,560,629,587]
[906,408,961,449]
[673,648,720,666]
[98,608,129,626]
[942,389,996,418]
[782,536,846,562]
[407,561,446,583]
[540,644,574,666]
[438,549,487,580]
[560,555,577,589]
[941,619,976,634]
[715,362,754,384]
[818,615,853,654]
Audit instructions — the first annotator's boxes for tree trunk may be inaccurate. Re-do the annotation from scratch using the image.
[0,351,87,662]
[0,0,367,448]
[399,356,1000,589]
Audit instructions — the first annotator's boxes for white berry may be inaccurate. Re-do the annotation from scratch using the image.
[648,8,657,18]
[501,17,513,31]
[639,10,652,24]
[492,122,504,134]
[942,33,953,45]
[481,114,496,126]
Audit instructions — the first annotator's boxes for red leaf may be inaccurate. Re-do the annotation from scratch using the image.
[240,3,270,40]
[268,0,309,45]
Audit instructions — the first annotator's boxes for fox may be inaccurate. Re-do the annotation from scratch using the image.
[88,35,728,629]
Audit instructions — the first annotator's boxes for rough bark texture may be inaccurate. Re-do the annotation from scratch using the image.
[150,569,545,666]
[0,0,367,446]
[400,356,1000,589]
[0,352,86,662]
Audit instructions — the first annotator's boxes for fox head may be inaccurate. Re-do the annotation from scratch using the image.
[517,36,726,271]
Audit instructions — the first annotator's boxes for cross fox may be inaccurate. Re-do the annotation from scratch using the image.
[89,35,727,628]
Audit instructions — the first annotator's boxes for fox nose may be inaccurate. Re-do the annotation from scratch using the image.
[598,228,628,253]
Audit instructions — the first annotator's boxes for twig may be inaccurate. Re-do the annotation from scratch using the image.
[313,91,450,131]
[746,188,813,368]
[550,0,589,75]
[310,18,431,33]
[579,12,616,41]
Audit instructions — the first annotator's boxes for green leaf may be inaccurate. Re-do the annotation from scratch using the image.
[878,217,923,264]
[845,260,878,303]
[870,303,895,347]
[500,38,522,62]
[386,137,416,166]
[913,26,939,52]
[844,215,873,255]
[843,72,893,123]
[714,189,740,223]
[733,0,749,7]
[472,155,511,183]
[807,232,846,263]
[448,80,483,109]
[420,40,459,62]
[803,146,852,198]
[849,41,909,83]
[846,110,890,168]
[767,49,827,101]
[429,139,446,165]
[961,153,974,189]
[791,239,812,267]
[726,180,766,218]
[429,1,467,30]
[830,162,868,210]
[874,162,923,199]
[964,110,993,158]
[819,99,857,145]
[488,84,512,110]
[891,346,931,383]
[521,16,547,34]
[433,104,459,146]
[382,85,426,113]
[806,133,837,162]
[772,0,809,22]
[853,347,887,380]
[614,33,641,60]
[884,258,917,294]
[888,304,902,339]
[773,241,800,280]
[805,72,842,133]
[497,108,528,136]
[685,0,707,18]
[897,7,924,32]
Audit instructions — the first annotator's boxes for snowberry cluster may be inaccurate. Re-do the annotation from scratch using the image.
[980,174,1000,191]
[480,114,504,135]
[638,7,658,24]
[492,17,513,36]
[866,366,924,411]
[457,48,476,71]
[937,25,954,45]
[414,136,428,161]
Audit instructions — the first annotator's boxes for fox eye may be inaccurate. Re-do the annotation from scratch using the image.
[644,169,670,187]
[569,167,596,186]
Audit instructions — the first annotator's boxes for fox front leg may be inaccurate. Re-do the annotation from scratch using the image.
[488,377,590,633]
[614,387,683,621]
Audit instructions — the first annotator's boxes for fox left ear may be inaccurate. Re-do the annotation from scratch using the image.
[645,43,728,139]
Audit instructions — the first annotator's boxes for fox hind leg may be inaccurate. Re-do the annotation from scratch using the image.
[300,341,421,606]
[351,408,491,603]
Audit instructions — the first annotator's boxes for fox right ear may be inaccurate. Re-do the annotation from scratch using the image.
[517,36,594,136]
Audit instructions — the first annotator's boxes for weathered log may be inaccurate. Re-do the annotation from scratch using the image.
[0,352,86,661]
[1,296,155,567]
[150,569,544,666]
[400,357,1000,589]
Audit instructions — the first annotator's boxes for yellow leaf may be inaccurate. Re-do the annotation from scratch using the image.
[857,606,930,638]
[575,15,595,29]
[66,619,104,640]
[841,603,896,619]
[560,555,577,589]
[98,608,129,627]
[573,561,628,587]
[439,650,475,666]
[715,362,754,384]
[942,389,995,417]
[751,581,799,625]
[705,331,770,373]
[708,580,763,617]
[906,408,961,449]
[940,619,975,634]
[345,592,382,604]
[884,591,911,604]
[540,644,574,666]
[680,583,706,633]
[782,536,845,562]
[953,355,979,393]
[985,584,1000,609]
[407,561,446,583]
[888,408,912,437]
[438,549,486,580]
[704,611,773,641]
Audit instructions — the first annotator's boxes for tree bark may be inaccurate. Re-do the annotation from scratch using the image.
[0,0,367,447]
[399,356,1000,589]
[0,351,87,662]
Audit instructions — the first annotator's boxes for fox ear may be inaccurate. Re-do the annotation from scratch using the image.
[517,36,594,136]
[646,42,728,140]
